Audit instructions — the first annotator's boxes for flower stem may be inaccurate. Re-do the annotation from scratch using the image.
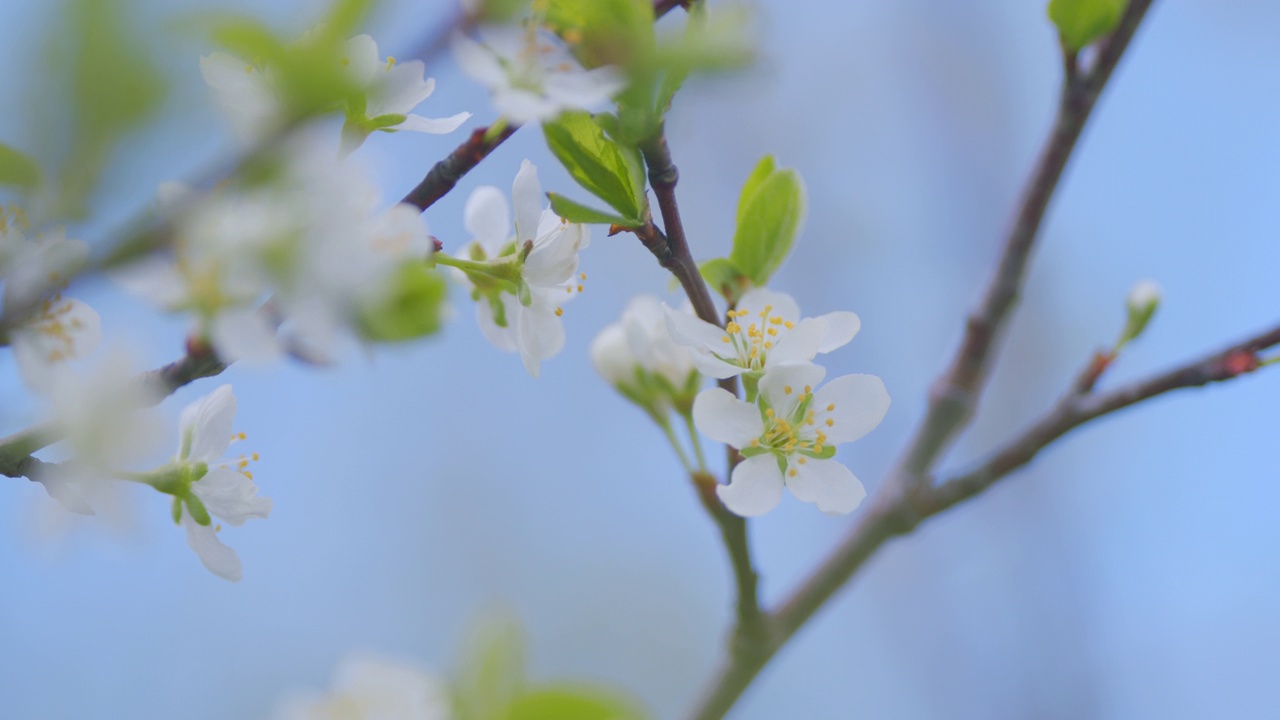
[684,412,708,473]
[661,420,695,474]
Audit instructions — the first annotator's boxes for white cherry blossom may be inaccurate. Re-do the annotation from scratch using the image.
[451,24,626,124]
[458,160,589,377]
[591,295,697,392]
[168,385,271,582]
[665,287,861,380]
[693,363,889,516]
[271,651,452,720]
[10,293,102,393]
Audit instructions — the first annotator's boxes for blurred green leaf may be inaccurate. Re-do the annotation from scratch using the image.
[1048,0,1127,50]
[357,263,447,342]
[0,143,41,191]
[729,156,806,286]
[699,257,750,304]
[547,192,632,227]
[53,0,167,218]
[508,686,649,720]
[542,111,647,226]
[454,614,526,720]
[544,0,655,71]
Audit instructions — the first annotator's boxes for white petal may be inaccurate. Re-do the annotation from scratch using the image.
[475,295,519,352]
[212,308,283,365]
[511,160,543,243]
[191,467,272,526]
[811,374,891,444]
[516,302,565,378]
[692,387,763,447]
[493,89,558,125]
[717,455,784,517]
[589,322,633,386]
[38,471,95,516]
[523,225,581,287]
[182,513,243,582]
[199,53,278,143]
[179,384,237,463]
[342,34,381,87]
[737,288,801,324]
[450,32,506,88]
[758,363,826,414]
[543,65,627,108]
[13,298,102,394]
[816,311,861,354]
[465,186,512,253]
[664,305,728,352]
[113,256,190,307]
[367,61,435,116]
[768,316,826,365]
[393,111,471,134]
[785,458,866,515]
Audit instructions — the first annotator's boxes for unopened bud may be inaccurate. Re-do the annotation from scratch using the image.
[1119,279,1161,348]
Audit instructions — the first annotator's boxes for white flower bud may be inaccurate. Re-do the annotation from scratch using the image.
[1120,278,1161,347]
[589,322,635,387]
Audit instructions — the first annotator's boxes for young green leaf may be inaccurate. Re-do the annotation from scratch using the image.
[542,111,647,226]
[1048,0,1127,51]
[356,263,448,342]
[699,257,751,304]
[0,144,40,191]
[547,193,632,227]
[454,615,527,720]
[508,686,649,720]
[729,157,806,286]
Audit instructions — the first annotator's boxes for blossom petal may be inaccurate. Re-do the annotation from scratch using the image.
[758,363,826,416]
[393,111,471,134]
[785,458,866,515]
[367,62,435,116]
[512,160,543,243]
[692,387,763,447]
[465,186,512,253]
[199,53,278,143]
[182,513,243,582]
[212,309,283,366]
[475,296,519,352]
[516,302,565,378]
[590,322,632,386]
[816,311,861,354]
[192,467,272,526]
[38,471,95,516]
[13,298,102,394]
[768,317,825,365]
[450,32,505,88]
[342,34,381,87]
[543,65,627,107]
[737,288,800,324]
[494,89,557,125]
[811,374,891,444]
[717,455,785,517]
[523,222,581,287]
[664,306,727,353]
[179,385,237,463]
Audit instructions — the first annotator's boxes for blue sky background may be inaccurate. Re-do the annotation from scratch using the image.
[1,0,1278,718]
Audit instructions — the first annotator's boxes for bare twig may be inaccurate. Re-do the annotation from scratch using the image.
[686,3,1160,717]
[890,0,1156,492]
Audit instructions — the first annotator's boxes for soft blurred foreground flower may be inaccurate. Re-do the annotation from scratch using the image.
[451,24,625,124]
[693,363,889,516]
[664,287,860,380]
[146,385,270,581]
[271,651,452,720]
[450,160,590,377]
[118,136,439,363]
[591,295,699,416]
[200,32,469,150]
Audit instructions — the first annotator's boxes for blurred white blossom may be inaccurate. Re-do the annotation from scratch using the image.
[452,25,625,124]
[271,651,452,720]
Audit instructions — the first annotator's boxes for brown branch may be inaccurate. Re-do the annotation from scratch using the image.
[686,2,1160,717]
[890,0,1156,491]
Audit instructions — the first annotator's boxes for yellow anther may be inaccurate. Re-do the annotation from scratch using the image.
[765,408,775,417]
[215,524,222,532]
[252,452,260,461]
[722,336,731,343]
[825,418,835,427]
[760,305,773,318]
[577,284,583,292]
[555,307,564,317]
[785,321,795,329]
[827,403,835,411]
[566,287,572,294]
[804,386,811,394]
[244,64,254,74]
[788,468,798,477]
[767,328,778,337]
[244,471,253,480]
[386,56,396,70]
[726,322,741,334]
[797,457,807,465]
[784,386,793,395]
[579,272,586,280]
[750,439,759,447]
[770,316,783,325]
[764,341,773,349]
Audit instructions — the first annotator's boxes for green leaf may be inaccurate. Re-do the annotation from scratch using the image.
[1048,0,1127,50]
[0,144,40,191]
[698,257,750,304]
[548,193,634,227]
[508,686,649,720]
[729,158,806,286]
[544,0,655,71]
[356,263,447,342]
[542,111,647,224]
[454,614,526,720]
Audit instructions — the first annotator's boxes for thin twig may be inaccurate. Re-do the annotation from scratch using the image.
[686,2,1159,718]
[889,0,1156,492]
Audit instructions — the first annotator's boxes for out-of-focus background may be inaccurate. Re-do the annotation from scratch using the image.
[1,0,1278,718]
